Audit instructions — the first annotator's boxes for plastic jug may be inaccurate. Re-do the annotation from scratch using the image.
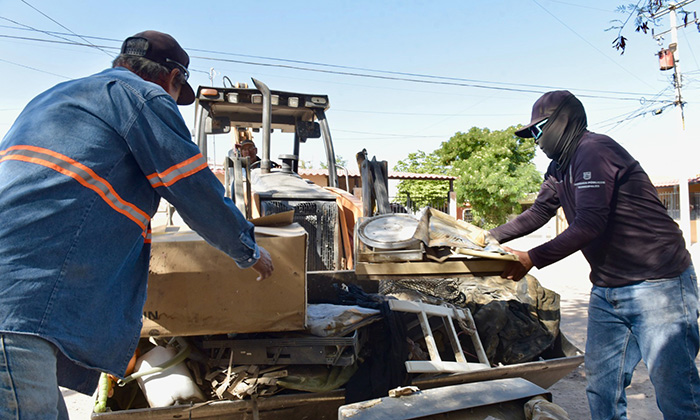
[134,345,206,407]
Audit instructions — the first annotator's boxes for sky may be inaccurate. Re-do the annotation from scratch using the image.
[2,0,700,180]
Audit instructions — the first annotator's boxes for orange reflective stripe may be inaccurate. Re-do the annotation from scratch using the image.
[0,146,151,233]
[7,145,150,220]
[147,153,207,188]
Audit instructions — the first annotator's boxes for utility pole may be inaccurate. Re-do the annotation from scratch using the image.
[670,4,693,247]
[654,1,695,246]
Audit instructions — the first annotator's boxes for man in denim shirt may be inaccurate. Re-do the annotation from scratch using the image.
[0,31,273,419]
[491,91,700,419]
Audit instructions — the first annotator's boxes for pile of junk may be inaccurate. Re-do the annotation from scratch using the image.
[92,208,582,420]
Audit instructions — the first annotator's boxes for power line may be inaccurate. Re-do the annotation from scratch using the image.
[530,0,656,89]
[0,57,70,79]
[333,129,443,138]
[0,16,78,47]
[0,28,681,114]
[1,31,670,103]
[185,48,650,97]
[596,86,675,131]
[681,27,700,71]
[0,23,120,43]
[596,85,672,124]
[333,136,447,142]
[190,52,669,102]
[546,0,618,13]
[608,90,672,125]
[0,24,667,99]
[19,0,113,57]
[0,23,645,96]
[334,108,522,117]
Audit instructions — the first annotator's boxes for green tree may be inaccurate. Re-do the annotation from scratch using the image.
[298,160,314,169]
[437,126,541,228]
[393,150,451,210]
[320,154,347,169]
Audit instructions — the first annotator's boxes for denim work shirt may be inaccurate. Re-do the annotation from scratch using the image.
[0,67,260,393]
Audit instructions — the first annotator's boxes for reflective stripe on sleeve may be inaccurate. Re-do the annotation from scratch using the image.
[0,145,151,234]
[146,153,208,188]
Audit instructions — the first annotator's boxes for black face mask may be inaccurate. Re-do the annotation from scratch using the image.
[537,94,588,170]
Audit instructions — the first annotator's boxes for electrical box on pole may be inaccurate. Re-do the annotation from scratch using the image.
[658,46,675,70]
[663,3,692,246]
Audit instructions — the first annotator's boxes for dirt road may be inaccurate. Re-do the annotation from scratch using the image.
[508,232,700,420]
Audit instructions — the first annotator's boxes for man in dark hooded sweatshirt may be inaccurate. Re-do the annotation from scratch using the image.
[490,90,700,419]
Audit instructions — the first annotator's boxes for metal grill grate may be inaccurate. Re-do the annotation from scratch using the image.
[263,200,338,270]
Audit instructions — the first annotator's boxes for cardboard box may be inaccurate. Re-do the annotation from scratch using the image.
[141,223,307,337]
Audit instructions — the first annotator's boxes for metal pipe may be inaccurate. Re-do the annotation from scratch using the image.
[293,128,301,174]
[251,78,272,174]
[195,103,208,163]
[336,165,350,192]
[314,109,339,188]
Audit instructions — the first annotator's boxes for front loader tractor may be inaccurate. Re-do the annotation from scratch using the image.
[193,78,351,271]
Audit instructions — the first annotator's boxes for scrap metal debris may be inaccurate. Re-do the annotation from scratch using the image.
[388,386,420,398]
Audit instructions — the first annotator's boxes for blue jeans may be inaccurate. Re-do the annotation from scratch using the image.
[585,265,700,420]
[0,333,69,420]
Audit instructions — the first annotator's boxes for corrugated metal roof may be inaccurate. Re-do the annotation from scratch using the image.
[298,168,360,177]
[650,174,700,187]
[210,165,456,180]
[298,168,457,181]
[216,165,700,187]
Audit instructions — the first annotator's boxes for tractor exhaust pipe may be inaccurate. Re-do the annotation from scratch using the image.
[251,78,272,174]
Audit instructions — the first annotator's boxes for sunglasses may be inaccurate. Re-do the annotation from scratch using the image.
[530,118,548,140]
[122,37,190,81]
[165,58,190,81]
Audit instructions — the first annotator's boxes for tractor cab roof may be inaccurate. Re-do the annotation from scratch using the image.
[196,86,330,134]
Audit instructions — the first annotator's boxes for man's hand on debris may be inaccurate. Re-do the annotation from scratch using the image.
[500,247,533,281]
[252,247,274,281]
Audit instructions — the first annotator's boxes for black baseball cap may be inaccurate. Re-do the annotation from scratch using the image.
[515,90,574,138]
[120,30,195,105]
